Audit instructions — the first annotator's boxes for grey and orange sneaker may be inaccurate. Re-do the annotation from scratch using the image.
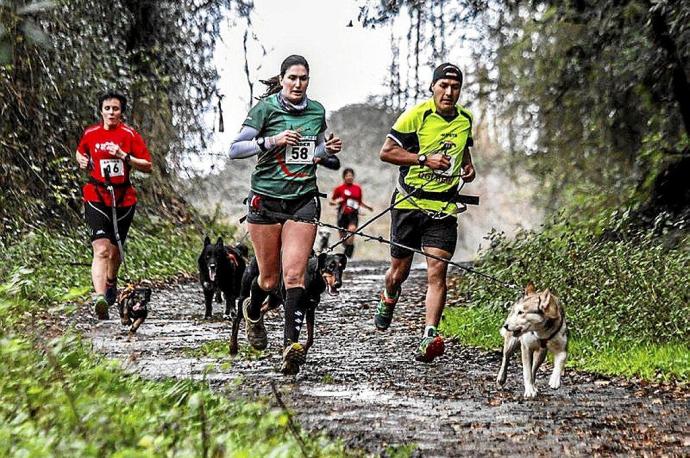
[94,294,109,320]
[280,342,306,375]
[374,288,400,330]
[415,333,445,363]
[242,297,268,350]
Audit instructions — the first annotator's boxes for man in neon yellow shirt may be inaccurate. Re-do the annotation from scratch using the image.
[375,63,476,362]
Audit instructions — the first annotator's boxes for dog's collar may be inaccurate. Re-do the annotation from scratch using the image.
[539,308,565,348]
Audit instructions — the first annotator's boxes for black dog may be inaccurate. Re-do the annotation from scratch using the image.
[198,236,247,320]
[118,286,152,335]
[229,252,348,355]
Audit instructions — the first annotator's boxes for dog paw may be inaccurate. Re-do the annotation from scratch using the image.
[496,374,507,387]
[549,375,561,389]
[523,386,538,399]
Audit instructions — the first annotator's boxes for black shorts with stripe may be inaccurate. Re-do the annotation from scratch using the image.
[390,208,457,258]
[84,201,136,244]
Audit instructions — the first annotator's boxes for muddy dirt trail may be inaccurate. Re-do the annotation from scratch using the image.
[81,262,689,457]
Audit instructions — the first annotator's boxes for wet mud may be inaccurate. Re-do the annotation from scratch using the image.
[80,262,689,456]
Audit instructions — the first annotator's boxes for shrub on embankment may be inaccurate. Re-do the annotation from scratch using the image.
[0,217,347,457]
[442,214,690,382]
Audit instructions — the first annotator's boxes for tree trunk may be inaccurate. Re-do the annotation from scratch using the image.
[649,7,690,137]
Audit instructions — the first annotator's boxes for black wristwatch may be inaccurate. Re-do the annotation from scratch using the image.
[417,154,427,167]
[257,136,267,152]
[123,153,132,165]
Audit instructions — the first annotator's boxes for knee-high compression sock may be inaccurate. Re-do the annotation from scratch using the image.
[248,278,269,320]
[344,244,354,259]
[283,287,306,346]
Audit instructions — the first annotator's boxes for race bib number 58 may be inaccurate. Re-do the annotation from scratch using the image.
[100,159,125,178]
[285,137,316,164]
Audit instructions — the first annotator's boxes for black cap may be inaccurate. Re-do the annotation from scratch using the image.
[431,63,463,86]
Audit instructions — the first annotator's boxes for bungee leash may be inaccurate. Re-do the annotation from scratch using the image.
[247,204,520,292]
[103,168,126,265]
[327,174,437,252]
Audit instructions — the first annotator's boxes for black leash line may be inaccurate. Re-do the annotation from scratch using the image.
[328,142,463,251]
[103,168,126,265]
[327,174,437,252]
[321,219,520,292]
[251,206,520,292]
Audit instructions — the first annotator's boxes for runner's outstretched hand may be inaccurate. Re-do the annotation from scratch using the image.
[325,132,342,154]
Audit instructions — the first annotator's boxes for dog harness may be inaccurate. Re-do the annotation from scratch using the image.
[538,308,566,348]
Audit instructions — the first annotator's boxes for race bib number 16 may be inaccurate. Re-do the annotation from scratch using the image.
[285,138,316,164]
[100,159,125,178]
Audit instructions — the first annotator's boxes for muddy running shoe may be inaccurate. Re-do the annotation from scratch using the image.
[104,280,117,306]
[94,294,109,320]
[374,289,399,330]
[415,335,445,363]
[242,297,268,350]
[280,342,306,375]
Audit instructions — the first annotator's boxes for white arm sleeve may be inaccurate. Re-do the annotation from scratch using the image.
[314,132,327,158]
[229,126,261,159]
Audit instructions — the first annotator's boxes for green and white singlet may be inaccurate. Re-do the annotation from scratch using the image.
[242,94,327,199]
[388,98,473,215]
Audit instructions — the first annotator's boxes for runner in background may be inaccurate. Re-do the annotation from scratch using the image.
[330,168,373,258]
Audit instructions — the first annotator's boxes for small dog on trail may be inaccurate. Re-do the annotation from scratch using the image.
[118,285,152,335]
[198,236,247,320]
[229,252,348,356]
[496,281,568,398]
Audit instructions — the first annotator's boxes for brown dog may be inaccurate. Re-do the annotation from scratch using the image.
[118,285,151,336]
[496,282,568,398]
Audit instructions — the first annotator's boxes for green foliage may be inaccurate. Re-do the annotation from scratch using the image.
[0,333,347,457]
[441,213,690,381]
[0,217,349,457]
[0,0,253,240]
[0,215,238,326]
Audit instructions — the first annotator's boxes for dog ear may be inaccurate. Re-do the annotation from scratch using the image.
[204,236,211,246]
[525,281,536,295]
[216,237,224,246]
[538,289,552,312]
[338,253,348,268]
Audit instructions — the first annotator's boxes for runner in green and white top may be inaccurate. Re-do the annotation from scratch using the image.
[242,92,328,199]
[229,55,343,375]
[374,62,476,364]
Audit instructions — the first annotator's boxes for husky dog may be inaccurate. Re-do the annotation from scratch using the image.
[496,282,568,398]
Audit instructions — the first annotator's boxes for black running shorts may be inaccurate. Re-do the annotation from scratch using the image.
[84,201,136,244]
[390,208,457,258]
[246,191,321,225]
[337,210,359,230]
